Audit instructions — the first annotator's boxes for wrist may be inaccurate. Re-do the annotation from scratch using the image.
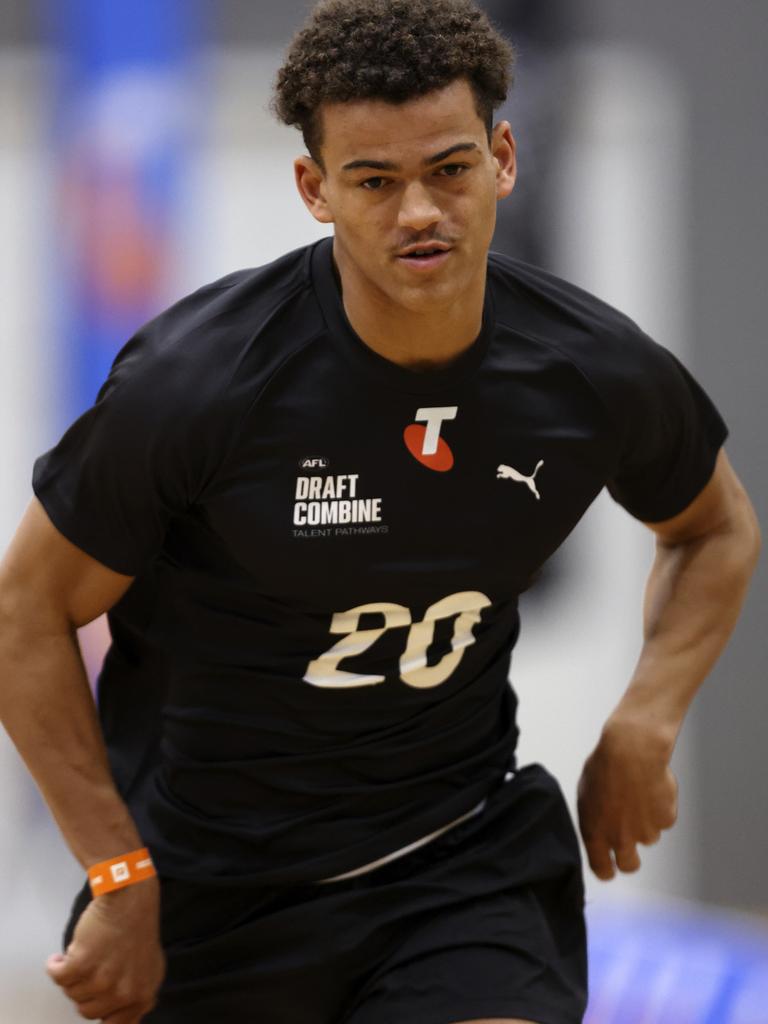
[91,874,161,931]
[97,874,160,908]
[78,815,145,872]
[87,846,156,897]
[601,705,678,762]
[611,673,691,744]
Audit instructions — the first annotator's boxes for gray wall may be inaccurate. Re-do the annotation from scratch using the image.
[567,0,767,911]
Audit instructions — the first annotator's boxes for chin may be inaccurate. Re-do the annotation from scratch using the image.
[396,282,457,313]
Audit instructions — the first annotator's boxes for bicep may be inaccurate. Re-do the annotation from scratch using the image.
[0,498,135,630]
[644,448,758,546]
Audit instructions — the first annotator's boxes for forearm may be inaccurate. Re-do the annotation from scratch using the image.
[614,515,760,739]
[0,614,144,869]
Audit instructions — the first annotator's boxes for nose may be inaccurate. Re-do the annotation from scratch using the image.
[397,180,441,232]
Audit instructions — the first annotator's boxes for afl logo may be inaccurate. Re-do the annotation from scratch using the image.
[404,407,457,472]
[299,456,330,469]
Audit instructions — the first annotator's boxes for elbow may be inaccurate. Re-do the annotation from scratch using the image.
[0,588,32,650]
[732,496,762,584]
[0,582,71,647]
[747,508,762,569]
[740,484,762,565]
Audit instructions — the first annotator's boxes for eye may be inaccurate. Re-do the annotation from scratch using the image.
[360,176,389,191]
[438,163,468,178]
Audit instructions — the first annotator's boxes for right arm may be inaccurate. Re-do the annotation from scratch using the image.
[0,497,165,1024]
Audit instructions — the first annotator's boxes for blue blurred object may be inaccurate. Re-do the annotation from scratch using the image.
[48,0,204,423]
[586,899,768,1024]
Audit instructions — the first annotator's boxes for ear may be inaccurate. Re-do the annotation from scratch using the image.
[491,121,517,201]
[294,156,334,224]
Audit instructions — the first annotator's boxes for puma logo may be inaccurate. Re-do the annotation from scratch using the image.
[497,460,544,500]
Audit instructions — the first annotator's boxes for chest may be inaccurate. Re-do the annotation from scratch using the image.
[191,358,613,609]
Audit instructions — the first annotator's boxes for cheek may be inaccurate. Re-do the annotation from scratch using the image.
[333,209,389,269]
[453,176,495,213]
[344,204,396,256]
[457,189,496,243]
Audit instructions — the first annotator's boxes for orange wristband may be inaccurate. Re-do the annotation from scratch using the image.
[87,847,156,897]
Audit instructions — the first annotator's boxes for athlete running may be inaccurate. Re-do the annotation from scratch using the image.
[0,2,760,1023]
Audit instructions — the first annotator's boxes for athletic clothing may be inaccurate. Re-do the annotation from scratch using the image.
[63,764,587,1024]
[33,237,727,888]
[317,795,488,882]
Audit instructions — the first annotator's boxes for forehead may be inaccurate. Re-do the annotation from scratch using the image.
[318,78,487,167]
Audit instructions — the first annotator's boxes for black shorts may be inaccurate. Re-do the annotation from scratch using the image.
[64,764,587,1024]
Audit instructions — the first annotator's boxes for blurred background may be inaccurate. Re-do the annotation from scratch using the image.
[0,1,766,1021]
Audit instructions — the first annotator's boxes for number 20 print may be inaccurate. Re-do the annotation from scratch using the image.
[304,590,492,690]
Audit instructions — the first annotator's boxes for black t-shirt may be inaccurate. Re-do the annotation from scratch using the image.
[33,238,727,885]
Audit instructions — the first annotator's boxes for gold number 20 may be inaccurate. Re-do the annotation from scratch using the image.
[303,591,492,690]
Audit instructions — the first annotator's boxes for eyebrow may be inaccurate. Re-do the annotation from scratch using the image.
[341,142,481,173]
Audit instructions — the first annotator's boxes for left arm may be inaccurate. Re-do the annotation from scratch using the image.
[578,448,761,880]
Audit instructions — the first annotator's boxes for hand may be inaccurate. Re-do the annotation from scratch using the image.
[577,714,679,880]
[46,878,165,1022]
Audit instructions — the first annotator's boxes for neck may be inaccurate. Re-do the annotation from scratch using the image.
[332,241,486,371]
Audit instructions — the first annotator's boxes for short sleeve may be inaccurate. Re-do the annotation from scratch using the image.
[33,335,209,576]
[605,331,728,522]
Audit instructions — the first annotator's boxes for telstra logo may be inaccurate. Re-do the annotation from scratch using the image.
[403,407,458,472]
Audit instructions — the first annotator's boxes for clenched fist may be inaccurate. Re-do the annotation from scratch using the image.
[46,877,165,1023]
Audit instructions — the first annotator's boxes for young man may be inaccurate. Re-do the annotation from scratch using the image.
[0,1,760,1023]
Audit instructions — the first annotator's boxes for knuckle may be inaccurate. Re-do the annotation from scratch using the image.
[76,1005,102,1021]
[114,980,135,1004]
[91,967,113,991]
[65,983,93,1001]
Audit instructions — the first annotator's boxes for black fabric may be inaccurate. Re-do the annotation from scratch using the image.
[64,765,587,1024]
[34,237,728,887]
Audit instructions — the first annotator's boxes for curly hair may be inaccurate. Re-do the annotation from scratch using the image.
[273,0,515,166]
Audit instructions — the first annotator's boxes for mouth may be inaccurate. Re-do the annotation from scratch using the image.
[396,245,453,271]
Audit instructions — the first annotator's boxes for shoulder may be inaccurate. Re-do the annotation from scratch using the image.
[100,242,325,420]
[488,249,639,347]
[487,250,679,402]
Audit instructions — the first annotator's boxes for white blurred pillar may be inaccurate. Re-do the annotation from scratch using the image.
[0,48,55,877]
[175,48,330,294]
[0,49,83,1024]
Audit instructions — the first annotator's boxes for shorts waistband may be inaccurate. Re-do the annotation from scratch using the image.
[315,796,489,884]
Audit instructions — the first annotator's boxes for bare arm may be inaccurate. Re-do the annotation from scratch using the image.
[0,498,141,863]
[578,448,761,879]
[0,497,164,1022]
